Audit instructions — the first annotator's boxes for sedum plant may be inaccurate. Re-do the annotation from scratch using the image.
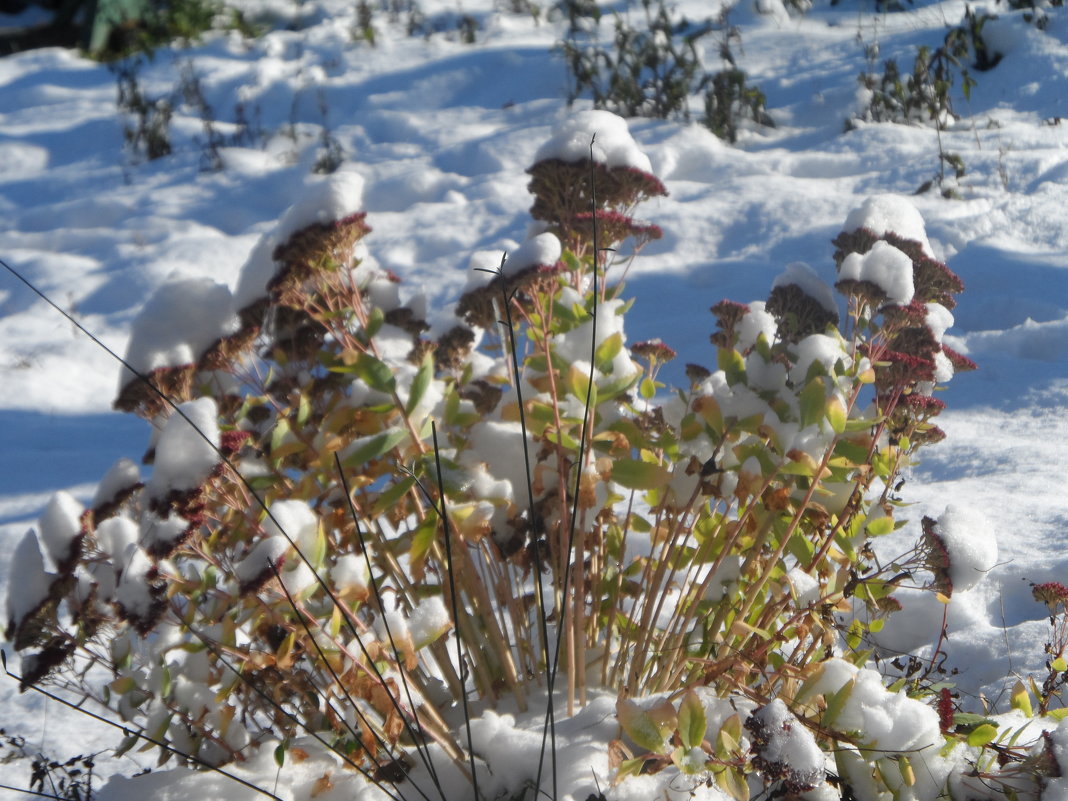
[12,109,1068,801]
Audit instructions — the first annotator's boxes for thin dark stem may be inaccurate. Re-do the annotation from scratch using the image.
[548,134,601,694]
[497,275,558,801]
[334,453,446,796]
[265,559,440,801]
[429,421,481,801]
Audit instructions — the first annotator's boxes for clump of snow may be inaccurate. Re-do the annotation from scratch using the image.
[737,301,778,350]
[773,263,838,314]
[234,534,290,589]
[931,504,998,593]
[147,398,221,497]
[120,277,240,388]
[789,333,848,383]
[842,195,934,257]
[503,232,561,276]
[5,529,52,629]
[232,171,365,310]
[91,458,141,508]
[262,499,320,557]
[534,110,654,173]
[37,490,83,567]
[113,543,158,623]
[408,596,451,647]
[838,240,915,305]
[925,303,955,342]
[330,553,369,596]
[748,699,825,789]
[94,516,140,566]
[139,509,190,554]
[809,659,942,755]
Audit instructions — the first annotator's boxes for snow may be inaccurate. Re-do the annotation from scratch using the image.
[842,195,934,257]
[930,504,999,594]
[120,277,240,387]
[36,490,83,567]
[146,398,221,497]
[232,172,366,310]
[771,262,838,314]
[837,240,915,305]
[3,0,1068,798]
[533,109,654,172]
[503,231,562,275]
[4,529,51,632]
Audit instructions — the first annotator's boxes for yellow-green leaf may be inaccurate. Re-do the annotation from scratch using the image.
[617,698,675,754]
[826,395,847,434]
[611,458,671,490]
[677,690,707,751]
[967,723,999,747]
[1011,680,1033,718]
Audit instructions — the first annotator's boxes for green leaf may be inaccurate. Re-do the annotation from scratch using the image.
[952,713,999,733]
[612,458,671,490]
[966,723,999,747]
[595,331,623,372]
[671,746,708,775]
[639,376,657,400]
[364,307,385,341]
[799,377,825,429]
[355,353,397,394]
[617,698,676,753]
[296,393,312,427]
[370,476,417,517]
[866,516,895,537]
[342,427,408,467]
[718,348,746,385]
[274,740,288,768]
[826,395,847,434]
[406,355,434,415]
[270,417,291,454]
[677,690,707,750]
[1052,656,1068,673]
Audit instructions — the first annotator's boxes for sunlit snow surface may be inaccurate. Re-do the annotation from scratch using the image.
[4,0,1068,797]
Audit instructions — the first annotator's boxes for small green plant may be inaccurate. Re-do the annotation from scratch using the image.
[112,56,173,162]
[854,12,998,197]
[559,0,772,141]
[702,68,773,144]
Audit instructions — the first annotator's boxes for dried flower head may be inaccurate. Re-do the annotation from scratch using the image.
[766,283,840,343]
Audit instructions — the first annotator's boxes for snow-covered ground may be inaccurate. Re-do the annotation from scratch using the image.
[3,0,1068,797]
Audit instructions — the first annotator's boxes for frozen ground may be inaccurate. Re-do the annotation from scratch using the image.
[2,0,1068,797]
